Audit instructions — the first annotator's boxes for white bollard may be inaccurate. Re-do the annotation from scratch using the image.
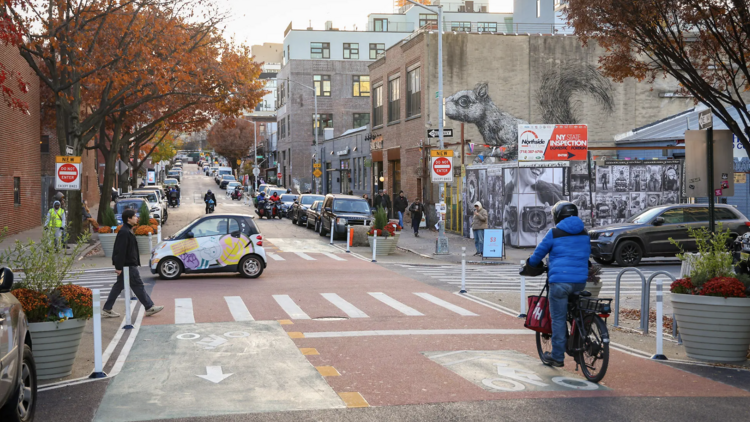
[652,278,668,360]
[90,289,106,378]
[460,247,467,293]
[157,225,162,243]
[346,225,351,253]
[330,221,335,245]
[372,236,377,263]
[518,259,527,318]
[148,232,153,253]
[122,267,134,329]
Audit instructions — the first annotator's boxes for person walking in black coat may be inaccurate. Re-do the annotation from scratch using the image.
[382,189,392,218]
[409,199,424,237]
[394,191,408,228]
[373,190,383,210]
[102,209,163,318]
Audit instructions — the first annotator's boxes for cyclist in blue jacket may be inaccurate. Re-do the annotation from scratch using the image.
[527,201,591,367]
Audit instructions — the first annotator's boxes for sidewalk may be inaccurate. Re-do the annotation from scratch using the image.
[396,227,532,265]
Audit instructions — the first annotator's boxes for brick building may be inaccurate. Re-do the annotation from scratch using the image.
[0,43,41,235]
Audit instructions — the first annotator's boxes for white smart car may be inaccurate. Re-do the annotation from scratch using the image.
[150,213,267,280]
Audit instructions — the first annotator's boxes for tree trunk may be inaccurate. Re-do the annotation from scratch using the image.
[97,146,117,224]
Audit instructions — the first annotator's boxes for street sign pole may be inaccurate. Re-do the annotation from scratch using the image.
[708,125,715,233]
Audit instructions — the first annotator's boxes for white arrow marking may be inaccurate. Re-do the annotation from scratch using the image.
[196,366,233,384]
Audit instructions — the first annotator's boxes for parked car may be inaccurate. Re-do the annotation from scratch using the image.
[214,167,233,184]
[253,184,276,198]
[130,190,168,224]
[167,170,181,183]
[163,178,180,194]
[318,194,372,239]
[290,194,325,226]
[134,185,167,206]
[278,194,298,218]
[0,267,37,422]
[219,175,236,189]
[305,200,324,230]
[150,213,266,279]
[225,181,242,195]
[589,204,750,266]
[113,198,148,225]
[208,166,218,176]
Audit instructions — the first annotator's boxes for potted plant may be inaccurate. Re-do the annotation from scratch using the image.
[669,225,750,362]
[586,262,603,298]
[135,202,156,255]
[367,207,399,256]
[0,226,93,380]
[98,206,119,258]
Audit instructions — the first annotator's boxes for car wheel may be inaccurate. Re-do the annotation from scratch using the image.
[615,240,643,267]
[0,344,37,422]
[306,218,312,229]
[239,254,264,278]
[593,257,614,265]
[158,257,183,280]
[318,219,327,236]
[291,214,297,224]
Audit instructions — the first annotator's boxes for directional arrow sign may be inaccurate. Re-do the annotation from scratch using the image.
[196,366,233,384]
[427,129,453,138]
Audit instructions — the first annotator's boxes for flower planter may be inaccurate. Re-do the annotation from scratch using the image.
[136,235,154,255]
[99,233,117,258]
[672,294,750,362]
[28,318,87,380]
[585,282,602,299]
[368,235,398,256]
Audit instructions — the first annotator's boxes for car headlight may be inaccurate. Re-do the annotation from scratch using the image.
[150,206,159,212]
[336,218,347,225]
[599,231,615,238]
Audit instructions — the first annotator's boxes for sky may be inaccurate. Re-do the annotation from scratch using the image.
[220,0,514,48]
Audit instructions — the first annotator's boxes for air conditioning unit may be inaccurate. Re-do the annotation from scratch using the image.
[458,5,465,12]
[480,5,487,12]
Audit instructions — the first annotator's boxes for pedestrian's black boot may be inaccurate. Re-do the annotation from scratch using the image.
[542,352,564,367]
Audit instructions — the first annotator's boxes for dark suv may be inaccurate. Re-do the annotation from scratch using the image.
[589,204,750,266]
[289,194,324,226]
[319,194,372,240]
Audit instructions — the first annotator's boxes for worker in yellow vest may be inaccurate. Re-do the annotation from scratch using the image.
[45,200,66,248]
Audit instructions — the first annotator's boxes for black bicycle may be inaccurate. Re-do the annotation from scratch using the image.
[522,264,611,383]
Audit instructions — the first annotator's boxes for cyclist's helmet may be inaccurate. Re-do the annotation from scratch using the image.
[552,201,578,225]
[207,189,212,194]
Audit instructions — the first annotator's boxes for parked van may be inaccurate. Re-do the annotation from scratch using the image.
[214,167,233,184]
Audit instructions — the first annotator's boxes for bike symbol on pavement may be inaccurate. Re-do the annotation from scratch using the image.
[177,331,250,350]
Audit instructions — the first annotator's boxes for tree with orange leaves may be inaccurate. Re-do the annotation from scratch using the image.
[207,118,257,177]
[0,0,29,112]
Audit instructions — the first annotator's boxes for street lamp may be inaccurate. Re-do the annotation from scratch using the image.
[284,77,320,193]
[406,0,449,254]
[249,120,259,193]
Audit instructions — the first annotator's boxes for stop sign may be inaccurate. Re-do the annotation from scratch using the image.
[277,172,282,179]
[58,163,79,183]
[432,157,452,176]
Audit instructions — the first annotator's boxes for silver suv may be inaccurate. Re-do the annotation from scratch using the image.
[0,268,37,421]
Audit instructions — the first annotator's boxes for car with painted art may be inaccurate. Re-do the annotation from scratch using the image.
[150,213,266,279]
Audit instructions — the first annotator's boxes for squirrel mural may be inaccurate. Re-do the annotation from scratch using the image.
[446,63,614,162]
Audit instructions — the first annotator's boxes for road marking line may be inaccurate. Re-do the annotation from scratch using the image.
[368,292,423,316]
[413,293,478,316]
[288,332,305,339]
[110,305,147,376]
[295,252,316,260]
[300,348,319,355]
[224,296,254,321]
[322,252,346,261]
[303,329,532,338]
[267,252,285,261]
[339,392,369,408]
[316,366,340,376]
[278,319,293,325]
[273,294,311,319]
[175,298,195,324]
[321,293,368,318]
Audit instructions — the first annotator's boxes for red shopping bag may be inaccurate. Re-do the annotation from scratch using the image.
[524,284,552,334]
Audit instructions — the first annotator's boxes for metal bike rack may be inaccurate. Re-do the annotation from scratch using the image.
[641,271,676,334]
[613,267,647,328]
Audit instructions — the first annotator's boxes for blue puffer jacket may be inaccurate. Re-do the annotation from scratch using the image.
[528,216,591,284]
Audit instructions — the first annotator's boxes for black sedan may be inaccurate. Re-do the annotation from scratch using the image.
[290,194,324,225]
[219,176,236,189]
[305,200,324,231]
[279,194,298,218]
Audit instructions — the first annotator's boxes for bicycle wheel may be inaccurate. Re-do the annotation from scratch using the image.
[577,314,609,383]
[535,331,553,363]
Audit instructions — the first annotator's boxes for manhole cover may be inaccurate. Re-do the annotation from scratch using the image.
[313,316,349,321]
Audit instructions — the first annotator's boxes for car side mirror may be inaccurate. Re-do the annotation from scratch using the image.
[325,207,332,213]
[186,231,195,238]
[653,217,665,226]
[0,268,14,293]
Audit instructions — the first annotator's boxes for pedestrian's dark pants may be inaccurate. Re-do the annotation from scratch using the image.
[104,266,154,311]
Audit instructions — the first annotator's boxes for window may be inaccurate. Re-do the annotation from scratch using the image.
[373,18,388,32]
[684,207,709,222]
[353,113,370,128]
[279,117,286,139]
[353,75,370,97]
[313,75,331,97]
[277,81,286,107]
[310,42,330,59]
[419,14,438,28]
[369,43,385,60]
[406,68,421,117]
[659,209,683,224]
[190,218,229,238]
[312,113,333,135]
[343,43,359,59]
[451,22,471,32]
[13,177,20,205]
[388,78,400,123]
[372,85,383,126]
[716,208,740,220]
[477,22,497,32]
[40,135,49,153]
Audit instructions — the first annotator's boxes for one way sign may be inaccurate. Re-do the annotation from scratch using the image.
[427,129,453,138]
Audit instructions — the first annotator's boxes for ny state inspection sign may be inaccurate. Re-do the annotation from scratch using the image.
[518,125,588,161]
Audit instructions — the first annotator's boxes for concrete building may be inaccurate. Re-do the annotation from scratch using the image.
[312,126,372,197]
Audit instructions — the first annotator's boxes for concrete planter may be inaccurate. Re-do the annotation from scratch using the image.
[99,233,117,258]
[672,294,750,362]
[368,234,399,256]
[28,318,87,380]
[136,235,154,255]
[585,282,602,299]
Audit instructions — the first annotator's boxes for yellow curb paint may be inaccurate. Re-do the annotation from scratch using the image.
[300,348,319,355]
[316,366,340,377]
[288,332,305,339]
[338,392,369,408]
[278,319,293,325]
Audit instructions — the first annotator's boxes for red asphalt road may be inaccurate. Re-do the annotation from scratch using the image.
[142,244,750,407]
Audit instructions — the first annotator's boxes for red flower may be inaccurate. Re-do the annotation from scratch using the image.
[699,277,747,298]
[670,278,695,295]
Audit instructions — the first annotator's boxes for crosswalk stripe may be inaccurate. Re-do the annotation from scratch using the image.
[414,293,478,316]
[224,296,254,321]
[321,293,368,318]
[175,298,195,324]
[295,252,315,261]
[267,253,285,261]
[322,252,346,261]
[368,292,423,316]
[273,295,311,319]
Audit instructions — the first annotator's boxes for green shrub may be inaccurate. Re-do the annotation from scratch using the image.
[373,206,388,230]
[102,206,117,227]
[138,202,151,226]
[670,224,734,288]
